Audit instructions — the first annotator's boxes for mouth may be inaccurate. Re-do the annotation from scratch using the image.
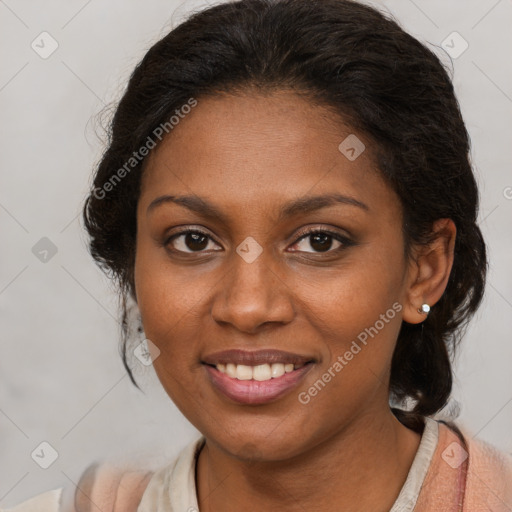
[201,349,316,405]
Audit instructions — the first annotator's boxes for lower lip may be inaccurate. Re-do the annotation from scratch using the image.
[204,364,313,405]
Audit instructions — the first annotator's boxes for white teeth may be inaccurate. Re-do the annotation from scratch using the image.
[235,364,253,380]
[271,363,285,378]
[215,362,301,381]
[253,364,272,381]
[226,363,237,378]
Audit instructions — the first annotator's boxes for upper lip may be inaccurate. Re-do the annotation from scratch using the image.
[202,349,315,367]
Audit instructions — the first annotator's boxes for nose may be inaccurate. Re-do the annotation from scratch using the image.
[210,250,295,334]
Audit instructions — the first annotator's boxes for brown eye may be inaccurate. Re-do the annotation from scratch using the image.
[166,229,221,253]
[290,228,352,254]
[309,232,336,252]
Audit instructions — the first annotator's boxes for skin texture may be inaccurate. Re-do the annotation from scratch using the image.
[134,90,456,512]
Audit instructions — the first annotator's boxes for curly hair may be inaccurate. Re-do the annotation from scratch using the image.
[82,0,487,432]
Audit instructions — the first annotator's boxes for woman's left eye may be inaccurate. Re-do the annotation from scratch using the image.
[290,230,350,254]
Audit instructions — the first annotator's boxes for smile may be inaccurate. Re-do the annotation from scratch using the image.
[202,349,315,405]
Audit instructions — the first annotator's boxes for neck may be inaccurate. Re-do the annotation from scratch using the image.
[196,408,423,512]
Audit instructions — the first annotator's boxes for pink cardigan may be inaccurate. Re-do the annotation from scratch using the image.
[415,420,512,511]
[73,421,512,511]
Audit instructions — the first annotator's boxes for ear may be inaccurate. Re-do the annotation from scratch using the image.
[402,218,456,324]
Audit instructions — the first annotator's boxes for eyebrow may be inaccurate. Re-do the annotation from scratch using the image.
[146,193,369,223]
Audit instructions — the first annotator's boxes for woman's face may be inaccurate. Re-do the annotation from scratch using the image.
[135,90,415,461]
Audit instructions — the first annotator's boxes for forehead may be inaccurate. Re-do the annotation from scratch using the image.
[139,91,399,221]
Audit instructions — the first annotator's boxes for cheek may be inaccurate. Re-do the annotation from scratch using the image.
[295,247,405,371]
[133,240,207,363]
[134,246,209,412]
[294,280,403,422]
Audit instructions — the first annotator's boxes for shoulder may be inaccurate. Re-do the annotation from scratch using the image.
[441,420,512,510]
[449,419,512,475]
[462,427,512,509]
[73,461,154,512]
[74,436,205,512]
[1,438,205,512]
[0,463,153,512]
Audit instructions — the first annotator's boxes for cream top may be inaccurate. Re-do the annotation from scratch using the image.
[138,417,439,511]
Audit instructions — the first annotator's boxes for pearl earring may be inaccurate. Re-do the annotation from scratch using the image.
[418,303,430,315]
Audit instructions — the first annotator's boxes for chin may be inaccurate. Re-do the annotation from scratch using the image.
[205,425,314,463]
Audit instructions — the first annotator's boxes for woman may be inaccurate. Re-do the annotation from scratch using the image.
[5,0,511,510]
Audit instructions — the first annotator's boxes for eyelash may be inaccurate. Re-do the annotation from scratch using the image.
[164,227,354,255]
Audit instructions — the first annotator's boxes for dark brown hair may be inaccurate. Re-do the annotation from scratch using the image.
[83,0,487,431]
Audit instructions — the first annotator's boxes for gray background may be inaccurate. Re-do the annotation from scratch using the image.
[1,0,511,506]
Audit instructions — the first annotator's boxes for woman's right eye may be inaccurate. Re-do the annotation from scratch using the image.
[165,229,222,254]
